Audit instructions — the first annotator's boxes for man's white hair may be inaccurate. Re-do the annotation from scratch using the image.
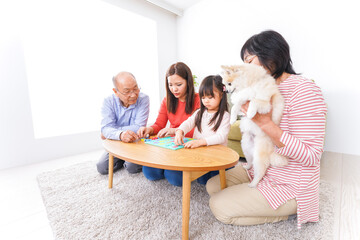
[112,71,137,89]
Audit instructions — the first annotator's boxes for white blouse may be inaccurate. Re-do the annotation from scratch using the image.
[178,109,230,146]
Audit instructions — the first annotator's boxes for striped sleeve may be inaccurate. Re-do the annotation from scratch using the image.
[276,81,327,166]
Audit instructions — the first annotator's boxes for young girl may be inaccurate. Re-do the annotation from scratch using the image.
[137,62,200,186]
[174,75,230,184]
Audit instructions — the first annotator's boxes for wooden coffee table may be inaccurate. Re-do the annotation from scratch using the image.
[103,139,239,240]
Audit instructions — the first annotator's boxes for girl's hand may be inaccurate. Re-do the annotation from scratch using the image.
[137,127,153,138]
[174,130,184,145]
[158,128,176,138]
[183,139,207,149]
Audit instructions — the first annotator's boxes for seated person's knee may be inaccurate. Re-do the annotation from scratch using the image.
[124,162,142,174]
[143,166,164,180]
[96,154,124,175]
[96,162,108,175]
[164,170,182,187]
[206,175,221,196]
[209,195,231,224]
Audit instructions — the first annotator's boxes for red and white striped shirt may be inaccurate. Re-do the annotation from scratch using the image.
[246,74,327,228]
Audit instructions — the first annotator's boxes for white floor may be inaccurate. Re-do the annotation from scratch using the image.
[0,150,359,240]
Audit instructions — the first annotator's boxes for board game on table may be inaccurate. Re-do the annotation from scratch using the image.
[142,136,193,150]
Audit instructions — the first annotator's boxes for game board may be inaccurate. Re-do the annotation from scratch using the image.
[142,136,193,150]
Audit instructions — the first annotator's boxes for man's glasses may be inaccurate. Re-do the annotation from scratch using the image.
[117,87,141,96]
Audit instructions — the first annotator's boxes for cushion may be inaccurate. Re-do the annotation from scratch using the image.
[228,120,242,141]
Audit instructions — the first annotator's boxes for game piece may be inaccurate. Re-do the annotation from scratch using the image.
[140,135,151,142]
[144,136,193,150]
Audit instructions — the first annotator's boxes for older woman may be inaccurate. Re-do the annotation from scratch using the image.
[206,30,327,229]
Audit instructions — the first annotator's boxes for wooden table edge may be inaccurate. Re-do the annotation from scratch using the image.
[106,150,238,171]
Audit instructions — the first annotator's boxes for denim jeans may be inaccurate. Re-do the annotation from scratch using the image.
[143,166,220,187]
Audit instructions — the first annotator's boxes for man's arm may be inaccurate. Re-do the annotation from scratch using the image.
[119,94,150,133]
[101,96,123,140]
[101,95,150,140]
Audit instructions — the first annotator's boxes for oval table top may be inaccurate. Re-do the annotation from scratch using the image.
[103,139,239,171]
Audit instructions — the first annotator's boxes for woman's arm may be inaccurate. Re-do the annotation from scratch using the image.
[151,97,169,134]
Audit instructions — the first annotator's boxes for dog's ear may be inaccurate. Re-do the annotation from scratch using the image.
[220,65,232,76]
[220,65,228,70]
[237,64,246,73]
[233,66,240,73]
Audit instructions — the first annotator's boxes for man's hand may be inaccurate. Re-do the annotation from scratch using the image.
[137,127,153,138]
[120,130,139,143]
[101,133,106,140]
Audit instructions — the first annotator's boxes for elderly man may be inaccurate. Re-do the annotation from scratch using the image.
[97,71,150,175]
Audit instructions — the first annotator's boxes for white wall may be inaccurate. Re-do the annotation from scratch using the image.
[177,0,360,156]
[0,0,177,169]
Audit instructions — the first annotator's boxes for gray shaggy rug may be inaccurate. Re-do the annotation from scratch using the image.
[37,161,334,240]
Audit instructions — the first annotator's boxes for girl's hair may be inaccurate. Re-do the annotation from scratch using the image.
[195,75,228,133]
[240,30,297,79]
[165,62,195,114]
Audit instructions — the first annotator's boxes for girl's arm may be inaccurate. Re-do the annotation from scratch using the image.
[202,112,231,146]
[174,129,185,145]
[177,110,198,135]
[177,110,203,148]
[184,112,231,148]
[183,139,207,148]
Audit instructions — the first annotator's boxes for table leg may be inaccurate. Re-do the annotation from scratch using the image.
[108,153,114,189]
[182,171,191,240]
[219,169,227,189]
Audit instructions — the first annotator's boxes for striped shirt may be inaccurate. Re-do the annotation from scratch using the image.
[246,74,327,228]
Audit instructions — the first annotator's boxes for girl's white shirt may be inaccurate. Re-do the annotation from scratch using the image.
[178,109,230,146]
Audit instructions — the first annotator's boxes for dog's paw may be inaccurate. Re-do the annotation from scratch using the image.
[248,181,258,188]
[257,101,272,114]
[246,108,257,119]
[243,163,252,170]
[230,115,237,124]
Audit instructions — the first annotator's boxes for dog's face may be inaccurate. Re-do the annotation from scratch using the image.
[221,65,242,94]
[221,64,268,93]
